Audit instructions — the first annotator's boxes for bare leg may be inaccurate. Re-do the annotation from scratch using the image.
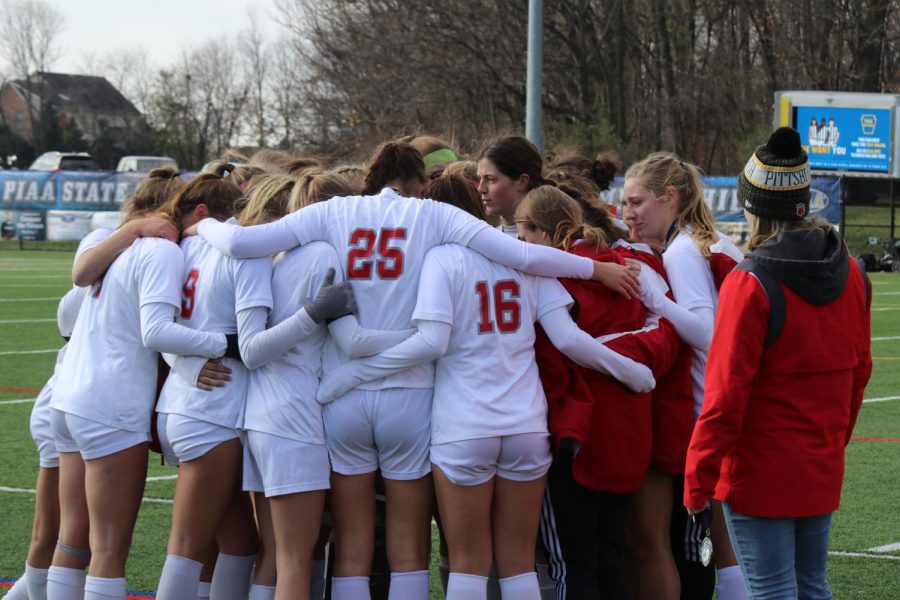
[432,465,493,576]
[28,466,61,568]
[383,475,434,573]
[83,443,148,577]
[269,490,327,600]
[330,472,376,577]
[252,493,277,586]
[492,476,545,579]
[624,469,679,600]
[52,452,89,569]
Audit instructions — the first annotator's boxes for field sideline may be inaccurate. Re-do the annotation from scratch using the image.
[0,250,897,598]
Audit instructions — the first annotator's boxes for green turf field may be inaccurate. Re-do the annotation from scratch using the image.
[0,250,897,597]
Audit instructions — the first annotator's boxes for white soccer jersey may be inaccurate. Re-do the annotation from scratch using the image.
[242,242,340,443]
[157,235,273,428]
[283,187,490,389]
[663,229,739,416]
[51,237,189,432]
[413,244,572,444]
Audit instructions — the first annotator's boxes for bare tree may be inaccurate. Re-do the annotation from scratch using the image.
[0,0,64,149]
[240,10,272,147]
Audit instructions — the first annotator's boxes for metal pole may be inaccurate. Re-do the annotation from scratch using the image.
[525,0,543,152]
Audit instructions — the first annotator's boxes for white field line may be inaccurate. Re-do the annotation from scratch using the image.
[0,297,59,302]
[0,349,60,356]
[0,274,71,279]
[868,542,900,553]
[872,335,900,341]
[0,485,173,505]
[0,398,36,405]
[829,550,900,561]
[2,284,71,288]
[874,291,900,295]
[0,318,55,324]
[863,396,900,403]
[145,475,178,482]
[872,307,900,312]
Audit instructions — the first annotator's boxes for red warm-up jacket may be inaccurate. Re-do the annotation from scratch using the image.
[535,242,679,493]
[614,243,696,475]
[684,228,872,517]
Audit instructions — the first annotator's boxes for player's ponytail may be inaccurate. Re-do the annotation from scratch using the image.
[121,166,187,223]
[156,172,242,232]
[362,141,425,196]
[515,185,605,250]
[238,174,295,226]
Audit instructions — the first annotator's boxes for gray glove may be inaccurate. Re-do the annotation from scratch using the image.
[305,268,357,324]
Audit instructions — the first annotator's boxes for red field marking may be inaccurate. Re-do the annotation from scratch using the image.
[851,436,900,443]
[0,387,40,393]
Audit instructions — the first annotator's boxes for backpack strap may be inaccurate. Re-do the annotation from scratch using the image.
[736,258,785,348]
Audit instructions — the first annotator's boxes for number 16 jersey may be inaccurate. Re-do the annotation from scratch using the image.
[413,244,573,444]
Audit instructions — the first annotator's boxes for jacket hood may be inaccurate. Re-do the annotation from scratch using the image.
[749,227,847,305]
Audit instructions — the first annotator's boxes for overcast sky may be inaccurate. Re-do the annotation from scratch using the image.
[46,0,282,74]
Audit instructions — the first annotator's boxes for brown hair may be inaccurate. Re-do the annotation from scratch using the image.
[747,214,831,251]
[121,166,186,223]
[157,163,242,231]
[515,185,605,250]
[424,175,486,220]
[551,151,622,192]
[362,141,425,196]
[238,174,295,226]
[290,169,359,212]
[442,160,478,182]
[205,159,265,192]
[404,134,454,156]
[478,136,544,190]
[544,168,623,243]
[625,152,717,256]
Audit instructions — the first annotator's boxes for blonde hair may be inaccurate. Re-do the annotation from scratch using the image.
[329,164,366,192]
[238,174,295,226]
[515,185,605,250]
[747,214,831,251]
[625,152,717,256]
[289,169,359,212]
[250,148,296,173]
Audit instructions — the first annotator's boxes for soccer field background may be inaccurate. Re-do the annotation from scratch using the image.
[0,250,897,598]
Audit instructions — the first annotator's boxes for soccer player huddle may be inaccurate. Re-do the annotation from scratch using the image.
[8,128,872,600]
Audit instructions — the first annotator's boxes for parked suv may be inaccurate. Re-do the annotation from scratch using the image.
[29,151,100,171]
[116,155,178,173]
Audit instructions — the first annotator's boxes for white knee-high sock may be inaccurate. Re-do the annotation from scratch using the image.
[83,576,125,600]
[156,555,202,600]
[716,566,750,600]
[196,580,211,600]
[309,559,327,600]
[247,583,275,600]
[208,553,255,600]
[331,576,370,600]
[5,572,29,600]
[447,573,488,600]
[498,572,540,600]
[387,570,428,600]
[25,564,49,600]
[46,566,85,600]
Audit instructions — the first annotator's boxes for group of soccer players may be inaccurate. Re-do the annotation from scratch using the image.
[10,134,756,600]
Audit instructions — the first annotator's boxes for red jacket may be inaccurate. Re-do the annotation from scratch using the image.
[614,244,696,475]
[684,230,871,517]
[535,243,678,493]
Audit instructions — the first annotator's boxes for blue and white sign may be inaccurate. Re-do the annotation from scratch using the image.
[796,106,892,173]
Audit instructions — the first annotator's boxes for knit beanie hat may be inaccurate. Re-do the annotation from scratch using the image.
[738,127,810,221]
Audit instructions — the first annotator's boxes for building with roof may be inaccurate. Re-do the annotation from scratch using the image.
[0,71,142,144]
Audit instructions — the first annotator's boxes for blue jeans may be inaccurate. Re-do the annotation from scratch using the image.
[722,503,833,600]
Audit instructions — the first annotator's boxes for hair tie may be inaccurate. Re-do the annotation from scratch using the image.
[222,163,236,177]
